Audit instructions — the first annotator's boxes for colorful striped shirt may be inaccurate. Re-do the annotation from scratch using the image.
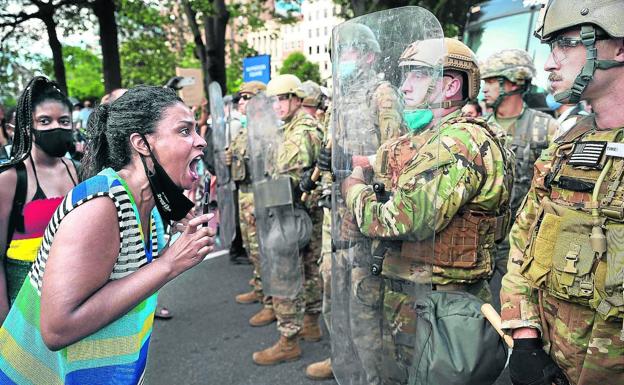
[0,168,167,384]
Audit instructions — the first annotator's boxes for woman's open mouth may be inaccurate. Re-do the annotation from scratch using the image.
[189,156,202,181]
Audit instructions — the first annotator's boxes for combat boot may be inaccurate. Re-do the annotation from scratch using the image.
[235,290,259,304]
[252,335,301,365]
[305,358,334,380]
[299,313,322,342]
[249,307,276,327]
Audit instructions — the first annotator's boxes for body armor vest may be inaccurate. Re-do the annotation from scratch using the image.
[522,117,624,330]
[378,116,512,284]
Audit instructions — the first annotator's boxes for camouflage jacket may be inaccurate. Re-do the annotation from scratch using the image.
[500,115,624,332]
[487,106,559,217]
[230,126,250,186]
[276,109,324,194]
[345,111,512,283]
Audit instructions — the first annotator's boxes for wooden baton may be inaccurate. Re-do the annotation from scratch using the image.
[481,303,514,348]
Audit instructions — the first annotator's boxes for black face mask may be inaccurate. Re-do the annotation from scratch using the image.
[32,128,73,158]
[139,134,194,222]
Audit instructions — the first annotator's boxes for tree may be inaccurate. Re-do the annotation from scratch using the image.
[225,41,257,94]
[279,52,321,84]
[42,45,104,101]
[333,0,480,37]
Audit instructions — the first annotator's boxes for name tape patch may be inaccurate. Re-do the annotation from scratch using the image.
[605,142,624,158]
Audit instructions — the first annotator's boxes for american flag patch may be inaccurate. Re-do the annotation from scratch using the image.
[568,141,606,168]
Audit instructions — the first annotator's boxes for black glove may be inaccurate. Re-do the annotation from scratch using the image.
[299,168,317,193]
[318,147,332,171]
[509,338,569,385]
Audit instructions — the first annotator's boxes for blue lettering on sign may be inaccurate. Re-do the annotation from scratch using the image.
[243,55,271,84]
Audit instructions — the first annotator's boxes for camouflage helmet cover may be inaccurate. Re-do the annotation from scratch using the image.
[535,0,624,42]
[266,74,306,98]
[399,38,480,100]
[240,81,266,96]
[300,80,323,107]
[334,22,381,56]
[480,49,536,86]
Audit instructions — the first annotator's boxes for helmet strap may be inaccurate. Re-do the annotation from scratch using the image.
[555,25,624,104]
[491,77,526,112]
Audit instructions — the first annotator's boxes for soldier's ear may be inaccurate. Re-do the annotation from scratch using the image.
[613,38,624,63]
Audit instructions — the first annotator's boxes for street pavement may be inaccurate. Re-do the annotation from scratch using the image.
[145,252,512,385]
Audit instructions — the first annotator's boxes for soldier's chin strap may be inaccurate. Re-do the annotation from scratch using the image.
[429,99,466,109]
[555,25,624,104]
[490,77,527,112]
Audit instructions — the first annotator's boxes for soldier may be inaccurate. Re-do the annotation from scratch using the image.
[250,74,324,365]
[481,48,560,277]
[341,36,513,384]
[501,1,624,384]
[303,20,406,381]
[225,81,279,327]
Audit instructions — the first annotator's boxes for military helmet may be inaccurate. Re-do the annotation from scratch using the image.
[480,49,536,86]
[300,80,323,107]
[535,0,624,42]
[240,81,266,96]
[399,38,481,101]
[266,74,306,98]
[335,23,381,56]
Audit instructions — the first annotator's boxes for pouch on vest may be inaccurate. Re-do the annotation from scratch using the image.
[522,199,598,306]
[231,152,247,182]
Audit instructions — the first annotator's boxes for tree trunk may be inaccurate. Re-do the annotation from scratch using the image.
[91,0,122,93]
[203,0,229,94]
[41,14,67,95]
[181,0,211,98]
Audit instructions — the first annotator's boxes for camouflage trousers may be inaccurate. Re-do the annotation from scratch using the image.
[274,207,323,338]
[320,207,332,334]
[540,291,624,385]
[381,279,492,384]
[238,189,272,308]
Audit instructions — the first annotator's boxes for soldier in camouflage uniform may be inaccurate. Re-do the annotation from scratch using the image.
[481,48,560,277]
[501,1,624,384]
[251,74,324,366]
[341,38,513,384]
[226,81,279,327]
[303,24,405,379]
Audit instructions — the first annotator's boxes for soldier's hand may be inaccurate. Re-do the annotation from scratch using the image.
[299,168,317,193]
[509,338,569,385]
[341,166,366,197]
[223,148,233,166]
[318,147,332,171]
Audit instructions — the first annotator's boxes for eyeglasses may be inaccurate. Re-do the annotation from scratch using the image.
[548,36,583,63]
[277,94,292,101]
[240,94,252,100]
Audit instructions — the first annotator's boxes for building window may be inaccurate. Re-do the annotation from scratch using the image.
[309,29,312,38]
[317,45,320,54]
[309,46,312,55]
[324,26,328,35]
[316,28,320,37]
[325,62,328,70]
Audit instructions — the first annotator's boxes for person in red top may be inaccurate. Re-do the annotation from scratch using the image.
[0,76,79,323]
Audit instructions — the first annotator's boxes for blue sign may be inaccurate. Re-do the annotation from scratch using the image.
[243,55,271,84]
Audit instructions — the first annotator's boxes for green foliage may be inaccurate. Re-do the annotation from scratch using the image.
[42,46,104,101]
[120,36,176,87]
[226,41,258,94]
[178,43,201,68]
[279,52,321,83]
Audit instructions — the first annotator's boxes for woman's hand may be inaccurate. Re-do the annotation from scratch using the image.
[160,213,215,279]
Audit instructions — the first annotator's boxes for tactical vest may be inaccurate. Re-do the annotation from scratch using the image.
[379,116,512,284]
[499,108,551,217]
[231,128,250,185]
[521,116,624,325]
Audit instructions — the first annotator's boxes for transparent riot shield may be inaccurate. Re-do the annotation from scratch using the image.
[246,93,303,299]
[209,82,237,250]
[330,6,444,385]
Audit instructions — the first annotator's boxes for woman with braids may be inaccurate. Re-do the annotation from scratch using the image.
[0,85,214,384]
[0,77,79,322]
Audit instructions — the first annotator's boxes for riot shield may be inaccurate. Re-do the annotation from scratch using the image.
[330,7,444,385]
[246,93,303,299]
[209,82,237,250]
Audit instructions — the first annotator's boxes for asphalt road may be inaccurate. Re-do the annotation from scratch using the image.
[145,252,512,385]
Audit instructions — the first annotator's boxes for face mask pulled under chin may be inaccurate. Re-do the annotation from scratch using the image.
[32,127,73,158]
[139,135,194,222]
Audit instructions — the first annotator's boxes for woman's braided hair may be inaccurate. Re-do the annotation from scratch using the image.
[81,85,182,179]
[0,76,70,171]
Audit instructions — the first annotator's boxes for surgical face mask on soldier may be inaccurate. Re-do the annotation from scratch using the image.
[403,109,433,133]
[337,60,357,80]
[240,115,248,129]
[545,93,562,111]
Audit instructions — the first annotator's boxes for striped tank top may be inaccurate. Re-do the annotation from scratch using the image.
[0,168,167,385]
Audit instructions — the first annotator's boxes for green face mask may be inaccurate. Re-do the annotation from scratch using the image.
[403,109,433,133]
[240,115,248,129]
